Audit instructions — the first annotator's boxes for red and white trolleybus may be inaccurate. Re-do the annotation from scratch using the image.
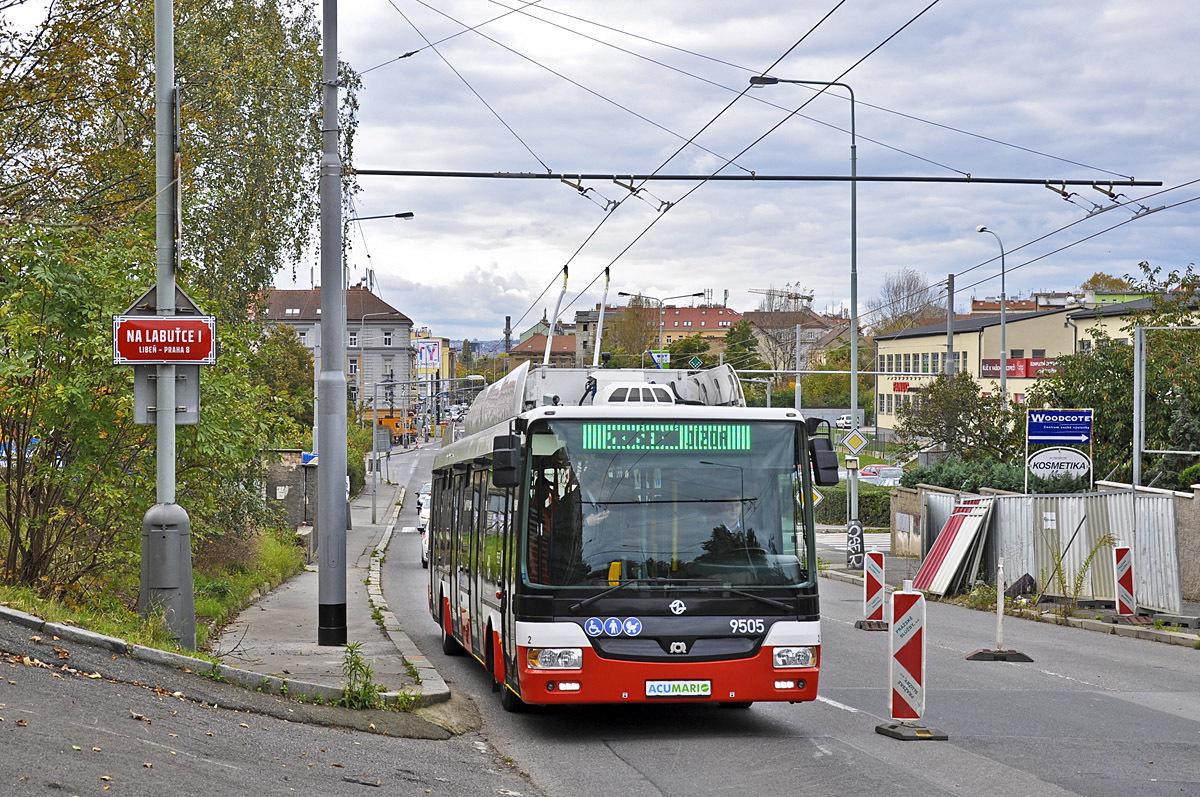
[428,362,839,711]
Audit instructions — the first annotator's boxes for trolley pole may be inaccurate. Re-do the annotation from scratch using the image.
[316,0,347,646]
[139,0,195,649]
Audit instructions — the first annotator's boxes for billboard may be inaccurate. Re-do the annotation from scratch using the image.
[416,339,441,372]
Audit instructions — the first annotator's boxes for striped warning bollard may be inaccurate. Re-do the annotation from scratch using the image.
[855,551,888,630]
[1114,544,1135,617]
[876,580,947,741]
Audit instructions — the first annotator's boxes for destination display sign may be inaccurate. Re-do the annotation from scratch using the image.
[581,423,751,451]
[113,315,216,365]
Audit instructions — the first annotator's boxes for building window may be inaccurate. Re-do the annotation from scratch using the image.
[922,352,930,373]
[903,353,911,373]
[878,354,885,372]
[1032,348,1045,358]
[1010,349,1024,359]
[285,308,300,316]
[886,354,893,373]
[348,331,358,348]
[348,357,358,376]
[878,393,886,415]
[383,331,393,347]
[298,331,307,346]
[886,394,894,414]
[1079,339,1092,354]
[932,352,940,373]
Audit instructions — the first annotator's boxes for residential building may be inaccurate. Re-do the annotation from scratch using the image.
[264,286,413,417]
[508,333,577,370]
[872,297,1191,440]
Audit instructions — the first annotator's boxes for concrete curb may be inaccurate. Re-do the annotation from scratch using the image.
[368,494,451,708]
[0,604,346,705]
[819,568,1200,648]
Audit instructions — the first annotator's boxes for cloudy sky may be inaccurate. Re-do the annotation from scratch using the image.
[16,2,1198,342]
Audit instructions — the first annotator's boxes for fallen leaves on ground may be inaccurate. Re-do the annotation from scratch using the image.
[129,710,151,724]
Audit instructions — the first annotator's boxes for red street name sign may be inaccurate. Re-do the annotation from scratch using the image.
[113,315,217,365]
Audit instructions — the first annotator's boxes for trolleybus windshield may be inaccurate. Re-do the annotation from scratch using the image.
[524,420,812,590]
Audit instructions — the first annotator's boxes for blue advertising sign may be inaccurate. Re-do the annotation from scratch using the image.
[1027,408,1093,444]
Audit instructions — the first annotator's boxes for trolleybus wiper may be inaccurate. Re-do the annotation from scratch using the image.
[688,585,792,612]
[568,577,711,614]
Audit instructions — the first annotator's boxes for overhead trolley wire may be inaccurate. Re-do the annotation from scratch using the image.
[504,1,1133,180]
[361,0,547,76]
[856,179,1200,327]
[405,0,755,176]
[598,0,945,275]
[385,0,551,172]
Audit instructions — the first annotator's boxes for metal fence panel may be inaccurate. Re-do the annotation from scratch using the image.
[927,489,1180,614]
[1133,491,1181,614]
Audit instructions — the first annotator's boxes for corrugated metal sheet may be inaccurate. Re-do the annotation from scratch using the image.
[1134,491,1181,614]
[920,488,1181,613]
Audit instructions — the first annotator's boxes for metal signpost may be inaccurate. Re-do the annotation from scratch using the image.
[1024,408,1093,493]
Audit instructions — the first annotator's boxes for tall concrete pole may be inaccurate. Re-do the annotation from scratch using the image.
[317,0,347,646]
[945,273,955,376]
[142,0,195,648]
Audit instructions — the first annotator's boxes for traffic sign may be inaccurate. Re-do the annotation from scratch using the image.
[649,350,669,367]
[113,315,216,365]
[1026,408,1093,444]
[688,355,703,369]
[842,428,870,455]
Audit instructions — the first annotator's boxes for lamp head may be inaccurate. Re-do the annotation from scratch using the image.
[749,76,779,86]
[976,225,988,233]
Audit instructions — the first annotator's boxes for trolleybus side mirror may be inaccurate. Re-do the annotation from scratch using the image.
[491,434,521,488]
[804,418,841,487]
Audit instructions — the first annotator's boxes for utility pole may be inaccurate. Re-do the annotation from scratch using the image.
[317,0,347,646]
[140,0,195,649]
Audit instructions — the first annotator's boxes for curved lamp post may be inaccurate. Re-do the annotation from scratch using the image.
[976,226,1007,399]
[749,75,857,433]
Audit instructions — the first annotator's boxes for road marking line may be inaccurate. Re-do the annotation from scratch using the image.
[816,695,859,713]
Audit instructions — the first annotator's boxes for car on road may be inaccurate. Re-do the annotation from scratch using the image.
[421,526,429,568]
[860,466,904,487]
[834,414,853,429]
[859,464,882,477]
[415,481,432,512]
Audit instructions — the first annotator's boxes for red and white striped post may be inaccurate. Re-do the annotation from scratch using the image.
[1114,544,1135,617]
[876,580,947,740]
[864,551,885,621]
[889,580,925,722]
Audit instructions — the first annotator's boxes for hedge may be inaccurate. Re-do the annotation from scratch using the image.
[813,483,892,528]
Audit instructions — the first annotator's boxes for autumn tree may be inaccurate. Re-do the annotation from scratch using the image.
[863,267,943,335]
[1029,262,1200,487]
[894,373,1024,462]
[602,298,656,367]
[1078,272,1133,294]
[249,324,315,431]
[722,319,768,373]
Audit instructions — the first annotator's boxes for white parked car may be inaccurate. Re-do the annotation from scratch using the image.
[861,466,904,487]
[834,414,853,429]
[421,526,429,568]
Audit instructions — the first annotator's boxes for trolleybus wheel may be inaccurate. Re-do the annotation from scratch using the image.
[439,599,463,656]
[499,682,526,713]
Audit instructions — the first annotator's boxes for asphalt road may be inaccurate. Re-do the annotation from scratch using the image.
[383,445,1200,797]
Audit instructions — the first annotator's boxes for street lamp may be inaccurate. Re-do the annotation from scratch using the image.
[749,75,857,432]
[976,226,1007,399]
[347,211,415,222]
[617,290,705,366]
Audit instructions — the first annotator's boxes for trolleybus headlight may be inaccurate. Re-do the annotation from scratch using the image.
[527,648,583,669]
[772,646,815,668]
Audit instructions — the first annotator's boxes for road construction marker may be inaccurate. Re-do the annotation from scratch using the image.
[1114,544,1135,616]
[876,580,948,741]
[855,551,888,631]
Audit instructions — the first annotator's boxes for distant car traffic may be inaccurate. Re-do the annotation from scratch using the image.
[860,466,904,487]
[415,482,432,512]
[859,464,882,477]
[834,414,853,429]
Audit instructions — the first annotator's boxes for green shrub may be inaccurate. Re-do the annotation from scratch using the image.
[814,483,891,528]
[901,459,1089,494]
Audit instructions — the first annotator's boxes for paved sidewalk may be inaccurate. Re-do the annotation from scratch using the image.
[214,451,449,708]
